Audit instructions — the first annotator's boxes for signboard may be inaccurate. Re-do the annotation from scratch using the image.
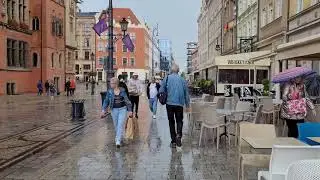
[227,60,253,65]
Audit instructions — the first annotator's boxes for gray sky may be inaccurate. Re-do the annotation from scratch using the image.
[79,0,200,71]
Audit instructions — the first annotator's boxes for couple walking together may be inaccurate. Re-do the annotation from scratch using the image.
[101,64,190,149]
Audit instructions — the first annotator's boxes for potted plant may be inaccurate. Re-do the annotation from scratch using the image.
[262,79,270,96]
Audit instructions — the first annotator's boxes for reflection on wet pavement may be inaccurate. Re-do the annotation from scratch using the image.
[0,84,261,180]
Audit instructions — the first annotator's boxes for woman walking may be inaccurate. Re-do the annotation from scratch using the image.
[37,80,43,96]
[101,78,132,148]
[281,76,315,138]
[147,77,160,119]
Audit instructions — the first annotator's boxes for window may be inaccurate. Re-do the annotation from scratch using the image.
[67,52,71,65]
[256,70,268,84]
[52,17,63,36]
[51,53,54,68]
[268,3,273,24]
[7,39,28,68]
[18,0,26,22]
[32,17,40,31]
[122,58,128,66]
[75,51,78,60]
[70,17,73,33]
[6,82,16,95]
[218,69,249,84]
[122,44,127,52]
[98,42,104,52]
[84,51,90,60]
[59,54,62,68]
[130,58,135,66]
[84,23,90,34]
[113,58,116,65]
[297,0,303,13]
[85,38,90,47]
[83,64,91,70]
[275,0,282,18]
[130,33,136,44]
[33,53,38,67]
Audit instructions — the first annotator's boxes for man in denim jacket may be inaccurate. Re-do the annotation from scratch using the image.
[159,64,190,148]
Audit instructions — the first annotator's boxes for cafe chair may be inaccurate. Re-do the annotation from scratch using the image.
[188,102,203,136]
[229,101,251,146]
[216,97,225,110]
[285,159,320,180]
[260,98,275,124]
[238,123,276,180]
[199,105,230,150]
[298,122,320,145]
[258,146,320,180]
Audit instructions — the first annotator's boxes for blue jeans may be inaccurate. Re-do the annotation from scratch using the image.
[111,107,128,144]
[149,97,158,115]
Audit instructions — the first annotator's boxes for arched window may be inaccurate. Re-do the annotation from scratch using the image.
[59,54,62,68]
[32,17,40,31]
[32,53,38,67]
[51,53,54,68]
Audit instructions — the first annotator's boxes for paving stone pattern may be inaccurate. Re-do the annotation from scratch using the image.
[0,84,262,180]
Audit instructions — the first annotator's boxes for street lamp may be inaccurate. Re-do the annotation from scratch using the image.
[90,52,95,95]
[120,18,128,36]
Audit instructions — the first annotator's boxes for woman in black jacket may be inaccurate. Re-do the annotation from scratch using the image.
[146,77,161,119]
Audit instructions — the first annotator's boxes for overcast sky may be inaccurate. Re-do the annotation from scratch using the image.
[79,0,200,71]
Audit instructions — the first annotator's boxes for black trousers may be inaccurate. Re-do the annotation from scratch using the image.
[166,105,184,143]
[130,95,139,114]
[286,119,304,138]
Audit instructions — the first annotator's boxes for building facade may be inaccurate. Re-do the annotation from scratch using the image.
[0,0,66,95]
[186,42,198,75]
[95,8,149,82]
[221,0,237,55]
[146,25,161,80]
[75,11,97,82]
[159,39,173,73]
[237,0,258,52]
[65,0,78,80]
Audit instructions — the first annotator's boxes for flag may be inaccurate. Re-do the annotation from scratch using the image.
[122,34,135,52]
[93,19,108,36]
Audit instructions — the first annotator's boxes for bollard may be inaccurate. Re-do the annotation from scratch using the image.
[71,99,86,120]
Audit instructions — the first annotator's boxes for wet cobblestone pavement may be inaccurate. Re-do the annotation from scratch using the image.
[0,84,261,180]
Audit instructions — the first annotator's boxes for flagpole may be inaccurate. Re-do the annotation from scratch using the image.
[107,0,114,89]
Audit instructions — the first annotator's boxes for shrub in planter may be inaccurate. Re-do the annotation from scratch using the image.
[262,79,270,96]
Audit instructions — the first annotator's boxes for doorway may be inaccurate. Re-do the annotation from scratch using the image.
[54,77,59,92]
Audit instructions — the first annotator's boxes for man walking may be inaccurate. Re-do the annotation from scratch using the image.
[159,64,190,149]
[65,78,71,96]
[128,73,142,118]
[147,77,160,119]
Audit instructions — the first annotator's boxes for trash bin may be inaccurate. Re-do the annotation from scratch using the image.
[224,85,232,97]
[71,99,86,119]
[100,91,107,106]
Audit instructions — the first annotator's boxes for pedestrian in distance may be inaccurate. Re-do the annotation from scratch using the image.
[128,73,142,119]
[101,78,133,148]
[37,80,43,96]
[159,64,190,149]
[147,77,161,119]
[49,80,55,100]
[70,78,76,96]
[65,78,71,96]
[45,80,50,96]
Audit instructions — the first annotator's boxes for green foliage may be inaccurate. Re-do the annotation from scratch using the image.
[262,79,270,96]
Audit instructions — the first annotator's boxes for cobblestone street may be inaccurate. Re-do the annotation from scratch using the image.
[0,84,260,180]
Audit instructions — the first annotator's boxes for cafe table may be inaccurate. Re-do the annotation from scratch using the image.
[216,109,250,139]
[242,137,308,149]
[307,137,320,144]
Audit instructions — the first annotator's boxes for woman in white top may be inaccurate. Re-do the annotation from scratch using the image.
[147,77,161,119]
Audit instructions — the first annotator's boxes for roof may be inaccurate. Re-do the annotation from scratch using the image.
[96,8,141,25]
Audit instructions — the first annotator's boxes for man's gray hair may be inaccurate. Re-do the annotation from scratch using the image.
[171,63,180,73]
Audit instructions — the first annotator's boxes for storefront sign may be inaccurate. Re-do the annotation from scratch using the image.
[227,60,253,65]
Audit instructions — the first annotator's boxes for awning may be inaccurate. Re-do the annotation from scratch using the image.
[215,51,271,66]
[276,33,320,61]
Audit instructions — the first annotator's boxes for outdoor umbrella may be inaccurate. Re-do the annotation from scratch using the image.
[272,67,315,84]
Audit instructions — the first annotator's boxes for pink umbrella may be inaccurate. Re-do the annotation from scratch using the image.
[272,67,315,83]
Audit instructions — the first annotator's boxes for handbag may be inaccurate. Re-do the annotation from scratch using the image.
[125,117,134,140]
[158,76,168,105]
[286,98,307,116]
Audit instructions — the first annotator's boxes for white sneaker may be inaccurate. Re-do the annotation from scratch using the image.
[153,115,156,119]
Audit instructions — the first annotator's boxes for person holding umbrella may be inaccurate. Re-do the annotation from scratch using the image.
[273,67,316,138]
